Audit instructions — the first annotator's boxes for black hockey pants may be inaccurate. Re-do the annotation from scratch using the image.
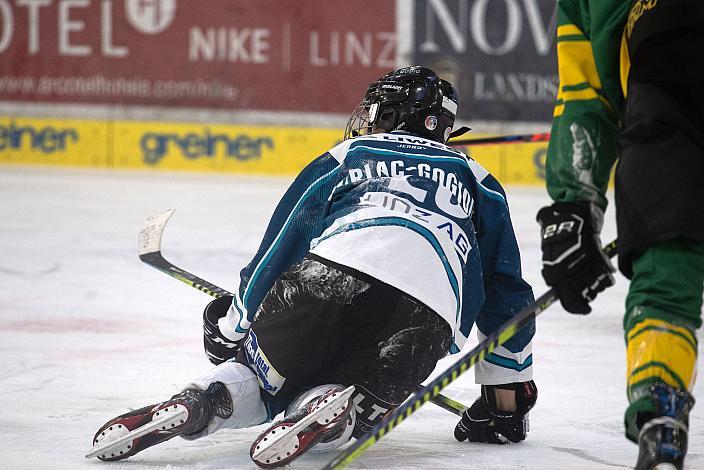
[237,254,453,436]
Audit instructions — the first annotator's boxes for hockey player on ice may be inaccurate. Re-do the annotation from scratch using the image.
[535,1,703,469]
[87,66,537,468]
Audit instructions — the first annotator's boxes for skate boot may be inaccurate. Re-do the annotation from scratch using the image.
[86,381,233,461]
[635,383,695,470]
[250,385,355,468]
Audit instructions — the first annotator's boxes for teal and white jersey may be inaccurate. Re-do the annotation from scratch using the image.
[227,132,535,384]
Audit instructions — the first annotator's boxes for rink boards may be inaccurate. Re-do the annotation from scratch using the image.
[0,116,548,185]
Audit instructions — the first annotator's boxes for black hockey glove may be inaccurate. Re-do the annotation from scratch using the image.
[454,381,537,444]
[203,295,244,365]
[536,201,615,314]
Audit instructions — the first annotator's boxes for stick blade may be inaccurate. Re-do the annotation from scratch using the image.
[138,209,175,257]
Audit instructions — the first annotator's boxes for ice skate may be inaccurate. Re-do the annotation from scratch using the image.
[635,383,695,470]
[86,381,232,461]
[250,385,355,468]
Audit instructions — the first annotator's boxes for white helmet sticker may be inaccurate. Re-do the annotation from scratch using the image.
[425,115,438,130]
[442,96,457,115]
[368,102,379,123]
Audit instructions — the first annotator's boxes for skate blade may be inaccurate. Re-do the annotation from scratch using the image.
[85,404,188,460]
[251,385,355,465]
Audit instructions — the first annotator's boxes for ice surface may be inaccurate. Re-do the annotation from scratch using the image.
[0,166,701,469]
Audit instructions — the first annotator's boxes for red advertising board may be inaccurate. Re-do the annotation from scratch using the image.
[0,0,396,112]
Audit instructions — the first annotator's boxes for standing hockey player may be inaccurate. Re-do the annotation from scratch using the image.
[536,1,703,469]
[87,66,537,467]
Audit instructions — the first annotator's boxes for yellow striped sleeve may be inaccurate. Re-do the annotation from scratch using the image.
[553,104,565,118]
[562,88,599,102]
[556,39,603,91]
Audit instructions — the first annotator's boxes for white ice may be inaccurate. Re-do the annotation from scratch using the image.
[1,166,702,470]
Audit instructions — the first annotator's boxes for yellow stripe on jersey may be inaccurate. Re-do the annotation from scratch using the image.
[552,26,607,119]
[553,89,611,118]
[557,24,585,38]
[562,88,599,102]
[620,29,631,97]
[627,319,698,391]
[556,39,604,92]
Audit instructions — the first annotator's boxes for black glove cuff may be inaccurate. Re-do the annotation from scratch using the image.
[537,201,603,241]
[203,296,242,365]
[537,200,599,223]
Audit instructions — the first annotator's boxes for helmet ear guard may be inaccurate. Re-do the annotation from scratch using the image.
[375,107,399,133]
[344,66,459,143]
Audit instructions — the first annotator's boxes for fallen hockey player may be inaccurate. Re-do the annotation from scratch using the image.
[86,66,537,468]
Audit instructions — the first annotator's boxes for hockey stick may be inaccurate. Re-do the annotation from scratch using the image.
[138,210,232,299]
[138,209,467,416]
[448,132,550,147]
[322,240,619,470]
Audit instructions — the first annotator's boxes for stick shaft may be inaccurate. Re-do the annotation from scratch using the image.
[449,132,550,147]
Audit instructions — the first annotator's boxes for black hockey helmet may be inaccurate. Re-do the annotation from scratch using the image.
[344,66,459,143]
